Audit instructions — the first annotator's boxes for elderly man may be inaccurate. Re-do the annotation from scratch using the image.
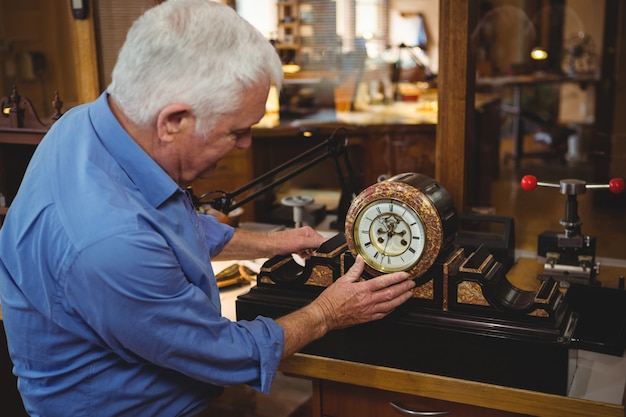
[0,1,415,416]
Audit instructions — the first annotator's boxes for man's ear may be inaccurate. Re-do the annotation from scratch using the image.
[156,104,194,142]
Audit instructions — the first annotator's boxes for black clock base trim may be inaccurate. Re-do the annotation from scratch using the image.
[236,285,576,395]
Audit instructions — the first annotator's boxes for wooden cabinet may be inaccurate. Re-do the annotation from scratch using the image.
[0,139,39,224]
[0,87,59,226]
[319,380,525,417]
[190,148,255,221]
[248,123,436,225]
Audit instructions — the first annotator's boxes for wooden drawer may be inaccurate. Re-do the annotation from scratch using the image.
[320,381,526,417]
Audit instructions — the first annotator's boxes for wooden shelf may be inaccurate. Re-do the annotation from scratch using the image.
[0,90,51,224]
[275,43,300,49]
[0,128,47,146]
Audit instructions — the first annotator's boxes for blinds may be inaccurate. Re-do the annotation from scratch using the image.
[94,0,158,89]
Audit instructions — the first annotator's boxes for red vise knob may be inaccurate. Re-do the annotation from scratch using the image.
[521,175,625,195]
[609,178,626,194]
[520,175,539,191]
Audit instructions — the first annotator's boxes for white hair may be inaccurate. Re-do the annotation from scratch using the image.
[108,0,283,134]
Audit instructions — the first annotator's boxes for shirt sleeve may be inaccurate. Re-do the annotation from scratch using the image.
[61,229,283,393]
[197,213,235,256]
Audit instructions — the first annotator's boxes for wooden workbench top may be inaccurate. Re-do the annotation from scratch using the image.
[280,352,625,417]
[276,256,626,417]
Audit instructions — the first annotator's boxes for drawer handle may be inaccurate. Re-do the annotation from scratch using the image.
[389,401,451,416]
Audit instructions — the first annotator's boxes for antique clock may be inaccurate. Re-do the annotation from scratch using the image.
[344,172,458,280]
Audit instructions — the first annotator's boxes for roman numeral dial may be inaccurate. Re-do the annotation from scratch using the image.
[354,199,426,273]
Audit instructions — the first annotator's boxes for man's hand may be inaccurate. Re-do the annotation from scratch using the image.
[277,255,415,357]
[311,255,416,329]
[273,226,327,259]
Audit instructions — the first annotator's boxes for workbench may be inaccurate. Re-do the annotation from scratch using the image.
[232,254,626,417]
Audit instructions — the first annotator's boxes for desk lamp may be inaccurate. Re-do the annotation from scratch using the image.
[190,127,357,229]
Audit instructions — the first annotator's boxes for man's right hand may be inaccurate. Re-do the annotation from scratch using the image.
[276,255,416,358]
[312,255,416,329]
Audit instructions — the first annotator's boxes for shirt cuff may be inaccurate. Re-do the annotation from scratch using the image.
[243,315,284,393]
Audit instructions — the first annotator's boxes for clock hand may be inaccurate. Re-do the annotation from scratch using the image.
[375,216,393,247]
[378,217,390,232]
[380,231,391,261]
[382,214,401,237]
[384,216,413,254]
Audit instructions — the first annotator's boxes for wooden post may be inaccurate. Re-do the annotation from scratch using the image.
[70,0,100,104]
[436,0,477,211]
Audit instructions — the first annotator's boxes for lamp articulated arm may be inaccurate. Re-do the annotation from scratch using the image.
[192,127,357,216]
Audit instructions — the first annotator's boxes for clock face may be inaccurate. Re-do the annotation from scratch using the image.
[353,199,426,273]
[345,173,457,280]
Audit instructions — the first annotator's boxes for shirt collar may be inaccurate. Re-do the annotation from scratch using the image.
[88,92,180,208]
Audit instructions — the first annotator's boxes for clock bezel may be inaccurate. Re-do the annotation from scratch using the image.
[345,180,445,279]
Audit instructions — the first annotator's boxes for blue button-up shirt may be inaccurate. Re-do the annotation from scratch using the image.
[0,92,284,417]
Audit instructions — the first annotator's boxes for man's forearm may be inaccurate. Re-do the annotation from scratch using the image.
[213,227,326,261]
[275,302,330,358]
[213,229,277,261]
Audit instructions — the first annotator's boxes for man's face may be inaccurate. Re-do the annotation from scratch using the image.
[177,81,270,185]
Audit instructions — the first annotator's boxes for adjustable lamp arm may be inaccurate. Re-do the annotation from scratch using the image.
[193,127,356,215]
